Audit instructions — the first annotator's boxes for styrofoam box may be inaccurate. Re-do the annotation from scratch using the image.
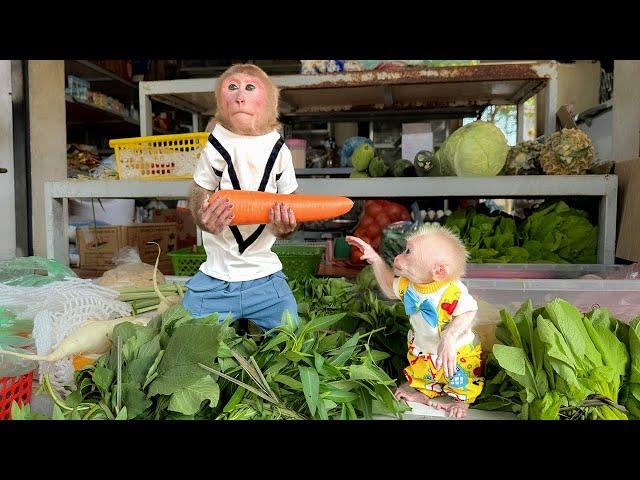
[465,278,640,350]
[465,263,629,280]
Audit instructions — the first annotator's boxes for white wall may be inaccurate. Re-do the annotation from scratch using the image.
[612,60,640,163]
[537,61,601,136]
[0,60,16,260]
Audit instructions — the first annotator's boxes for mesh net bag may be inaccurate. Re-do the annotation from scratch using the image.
[0,278,131,391]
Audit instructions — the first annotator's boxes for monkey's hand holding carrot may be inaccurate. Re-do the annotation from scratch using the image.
[198,195,235,234]
[269,202,297,238]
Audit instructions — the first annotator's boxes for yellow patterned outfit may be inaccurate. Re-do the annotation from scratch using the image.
[393,277,484,403]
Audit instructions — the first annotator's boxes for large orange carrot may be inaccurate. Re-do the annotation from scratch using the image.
[209,190,354,226]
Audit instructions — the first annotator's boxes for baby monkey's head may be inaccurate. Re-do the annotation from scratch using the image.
[393,224,468,284]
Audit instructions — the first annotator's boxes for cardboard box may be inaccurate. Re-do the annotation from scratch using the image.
[76,226,126,270]
[123,223,177,274]
[615,158,640,262]
[75,223,177,274]
[152,208,197,248]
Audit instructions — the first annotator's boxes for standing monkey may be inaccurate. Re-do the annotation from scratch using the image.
[184,64,299,331]
[347,224,484,418]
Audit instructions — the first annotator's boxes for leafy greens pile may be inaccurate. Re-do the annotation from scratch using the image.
[445,201,598,264]
[25,302,409,420]
[474,298,640,420]
[289,275,410,381]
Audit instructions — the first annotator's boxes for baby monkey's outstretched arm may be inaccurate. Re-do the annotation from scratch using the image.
[345,236,395,299]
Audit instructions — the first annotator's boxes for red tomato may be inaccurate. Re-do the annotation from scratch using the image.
[387,203,406,220]
[371,236,381,251]
[397,210,411,221]
[366,201,383,216]
[364,223,381,239]
[376,214,392,227]
[360,216,374,228]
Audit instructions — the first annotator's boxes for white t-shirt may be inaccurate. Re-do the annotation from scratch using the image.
[392,277,478,355]
[192,124,298,281]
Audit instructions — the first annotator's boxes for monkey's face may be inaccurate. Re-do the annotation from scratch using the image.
[393,236,453,284]
[220,73,267,135]
[392,237,434,284]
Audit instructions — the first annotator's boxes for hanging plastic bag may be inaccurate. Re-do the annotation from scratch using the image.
[0,256,76,287]
[379,202,423,265]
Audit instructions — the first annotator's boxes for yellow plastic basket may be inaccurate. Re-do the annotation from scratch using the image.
[109,132,210,180]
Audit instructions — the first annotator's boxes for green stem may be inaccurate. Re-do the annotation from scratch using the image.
[43,374,73,412]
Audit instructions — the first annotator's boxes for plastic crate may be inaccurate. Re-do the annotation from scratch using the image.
[168,246,207,276]
[109,132,210,180]
[465,278,640,352]
[465,263,630,280]
[168,243,326,278]
[272,243,326,278]
[0,371,34,420]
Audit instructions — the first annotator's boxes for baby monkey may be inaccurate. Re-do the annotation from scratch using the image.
[346,224,484,418]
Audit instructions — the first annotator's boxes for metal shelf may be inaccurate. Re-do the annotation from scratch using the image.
[138,61,556,128]
[45,175,617,265]
[65,60,138,102]
[66,95,170,135]
[295,168,352,176]
[137,61,558,141]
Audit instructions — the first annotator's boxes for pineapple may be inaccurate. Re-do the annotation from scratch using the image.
[503,140,543,175]
[539,128,594,175]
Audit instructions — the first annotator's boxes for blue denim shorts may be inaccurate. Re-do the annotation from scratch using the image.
[182,270,299,332]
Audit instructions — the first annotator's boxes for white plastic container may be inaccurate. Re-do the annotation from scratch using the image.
[285,138,307,169]
[69,198,136,225]
[464,263,630,280]
[465,278,640,350]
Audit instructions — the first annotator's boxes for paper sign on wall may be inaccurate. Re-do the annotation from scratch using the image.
[402,123,433,162]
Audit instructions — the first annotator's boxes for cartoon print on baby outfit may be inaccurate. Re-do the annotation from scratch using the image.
[395,277,484,404]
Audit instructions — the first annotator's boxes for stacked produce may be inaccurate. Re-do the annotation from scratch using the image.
[444,201,598,264]
[539,128,594,175]
[503,140,543,175]
[475,298,640,420]
[432,120,508,177]
[349,200,410,263]
[349,143,389,178]
[340,137,373,168]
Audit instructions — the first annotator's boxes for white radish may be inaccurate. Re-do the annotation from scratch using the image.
[436,209,444,219]
[444,209,452,216]
[148,241,182,314]
[0,316,147,362]
[427,210,436,220]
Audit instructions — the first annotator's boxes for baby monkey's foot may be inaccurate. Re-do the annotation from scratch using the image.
[393,383,439,407]
[434,400,469,418]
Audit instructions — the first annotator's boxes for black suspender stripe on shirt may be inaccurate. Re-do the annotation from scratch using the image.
[208,134,242,190]
[207,133,285,254]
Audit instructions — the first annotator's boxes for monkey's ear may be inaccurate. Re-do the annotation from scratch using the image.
[432,262,449,281]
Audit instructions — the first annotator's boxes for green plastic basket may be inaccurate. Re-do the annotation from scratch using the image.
[272,243,326,278]
[168,246,207,276]
[168,244,326,278]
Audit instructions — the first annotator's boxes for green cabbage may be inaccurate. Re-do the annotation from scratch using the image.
[437,120,508,176]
